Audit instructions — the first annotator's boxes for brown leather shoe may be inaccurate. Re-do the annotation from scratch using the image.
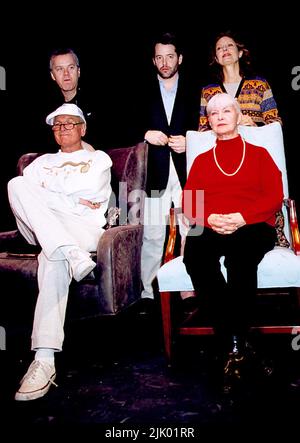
[223,351,245,394]
[222,335,246,394]
[138,298,156,315]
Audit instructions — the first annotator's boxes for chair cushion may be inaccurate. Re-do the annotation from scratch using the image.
[158,256,194,292]
[257,247,300,287]
[157,248,300,292]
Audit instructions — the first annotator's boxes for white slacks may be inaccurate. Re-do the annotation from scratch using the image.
[141,157,185,299]
[8,176,104,350]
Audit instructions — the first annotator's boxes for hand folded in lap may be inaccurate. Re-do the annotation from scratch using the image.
[208,212,246,235]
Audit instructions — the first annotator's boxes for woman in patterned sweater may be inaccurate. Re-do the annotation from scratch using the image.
[199,31,282,131]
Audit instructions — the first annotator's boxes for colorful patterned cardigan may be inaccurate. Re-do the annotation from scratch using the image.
[199,77,282,131]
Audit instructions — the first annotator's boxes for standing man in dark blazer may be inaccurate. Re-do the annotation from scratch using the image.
[140,32,199,308]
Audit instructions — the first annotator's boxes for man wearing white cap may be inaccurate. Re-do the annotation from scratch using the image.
[7,103,112,401]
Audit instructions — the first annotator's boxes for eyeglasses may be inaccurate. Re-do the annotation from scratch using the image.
[52,122,83,131]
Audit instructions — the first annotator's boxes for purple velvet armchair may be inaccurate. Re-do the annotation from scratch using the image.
[0,143,148,326]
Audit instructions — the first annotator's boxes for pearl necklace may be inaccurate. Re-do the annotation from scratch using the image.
[213,137,246,177]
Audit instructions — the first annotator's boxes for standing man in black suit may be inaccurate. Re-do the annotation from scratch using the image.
[140,32,199,309]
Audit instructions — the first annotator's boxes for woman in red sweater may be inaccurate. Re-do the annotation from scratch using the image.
[183,93,283,389]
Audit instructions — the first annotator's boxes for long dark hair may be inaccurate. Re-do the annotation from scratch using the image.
[209,30,254,83]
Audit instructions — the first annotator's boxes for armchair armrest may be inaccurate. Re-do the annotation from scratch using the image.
[96,224,143,314]
[0,229,21,250]
[164,208,177,264]
[163,207,186,264]
[162,199,300,262]
[285,198,300,255]
[0,229,41,256]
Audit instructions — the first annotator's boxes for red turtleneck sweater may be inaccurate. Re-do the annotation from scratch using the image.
[183,135,283,227]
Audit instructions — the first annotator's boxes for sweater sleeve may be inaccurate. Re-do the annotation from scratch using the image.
[198,89,210,131]
[242,149,283,224]
[261,80,283,125]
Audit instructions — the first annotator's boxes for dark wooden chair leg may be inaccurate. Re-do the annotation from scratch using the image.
[160,291,172,364]
[296,288,300,308]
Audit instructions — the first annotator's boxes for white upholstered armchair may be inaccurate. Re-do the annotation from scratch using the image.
[157,123,300,362]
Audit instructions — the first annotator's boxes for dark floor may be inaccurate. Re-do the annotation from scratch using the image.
[1,300,300,437]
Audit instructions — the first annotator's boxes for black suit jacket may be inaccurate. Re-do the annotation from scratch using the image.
[142,75,199,195]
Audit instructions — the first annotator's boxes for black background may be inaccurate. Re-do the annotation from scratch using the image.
[1,6,299,230]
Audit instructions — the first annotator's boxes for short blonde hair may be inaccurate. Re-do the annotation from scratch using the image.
[207,93,241,115]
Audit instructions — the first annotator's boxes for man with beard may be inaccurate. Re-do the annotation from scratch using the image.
[139,32,199,312]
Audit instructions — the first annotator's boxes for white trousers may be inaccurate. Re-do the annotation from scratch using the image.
[8,176,104,350]
[141,157,185,299]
